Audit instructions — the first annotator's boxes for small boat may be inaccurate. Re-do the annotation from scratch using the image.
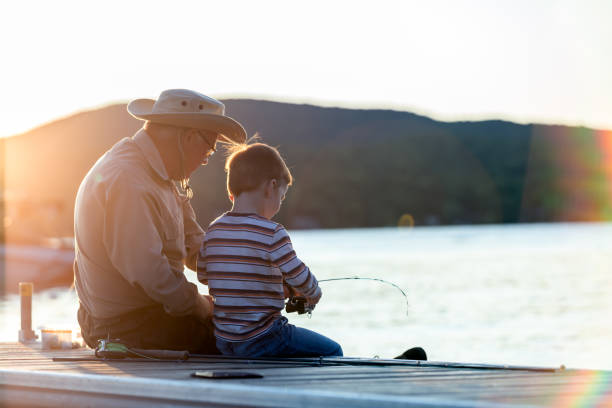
[1,242,74,293]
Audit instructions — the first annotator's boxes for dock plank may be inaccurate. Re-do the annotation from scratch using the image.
[1,342,611,407]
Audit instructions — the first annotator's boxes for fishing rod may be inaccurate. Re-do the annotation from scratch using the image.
[286,276,410,317]
[319,276,410,316]
[52,353,559,373]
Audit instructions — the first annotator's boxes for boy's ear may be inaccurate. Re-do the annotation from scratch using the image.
[228,193,234,202]
[263,179,277,197]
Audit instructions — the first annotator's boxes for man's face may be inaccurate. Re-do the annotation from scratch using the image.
[183,129,217,177]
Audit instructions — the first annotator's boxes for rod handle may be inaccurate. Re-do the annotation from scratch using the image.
[130,348,189,360]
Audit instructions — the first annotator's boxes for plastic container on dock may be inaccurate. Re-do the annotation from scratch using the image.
[40,329,72,350]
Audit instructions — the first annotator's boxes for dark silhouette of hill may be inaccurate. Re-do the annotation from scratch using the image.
[3,99,611,242]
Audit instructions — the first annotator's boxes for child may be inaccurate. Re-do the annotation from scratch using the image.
[197,143,342,357]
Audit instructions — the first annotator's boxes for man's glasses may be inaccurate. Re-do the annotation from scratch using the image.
[198,130,217,156]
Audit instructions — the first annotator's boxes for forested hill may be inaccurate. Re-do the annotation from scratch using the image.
[3,99,611,240]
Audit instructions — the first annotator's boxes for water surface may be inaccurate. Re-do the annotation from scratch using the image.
[2,222,610,370]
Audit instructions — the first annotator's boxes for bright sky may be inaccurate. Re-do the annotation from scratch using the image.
[1,0,611,137]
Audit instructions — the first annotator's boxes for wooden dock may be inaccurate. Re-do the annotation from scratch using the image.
[1,342,611,407]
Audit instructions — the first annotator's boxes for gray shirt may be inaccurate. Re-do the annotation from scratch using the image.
[74,129,204,319]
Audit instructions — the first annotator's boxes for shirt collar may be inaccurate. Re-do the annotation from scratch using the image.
[133,128,170,181]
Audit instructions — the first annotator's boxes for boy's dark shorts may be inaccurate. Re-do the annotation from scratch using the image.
[78,303,219,354]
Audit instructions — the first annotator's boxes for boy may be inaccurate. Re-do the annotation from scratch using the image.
[197,143,342,357]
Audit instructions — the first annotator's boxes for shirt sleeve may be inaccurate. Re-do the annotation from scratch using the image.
[196,242,208,285]
[102,178,199,316]
[270,225,322,302]
[181,195,205,271]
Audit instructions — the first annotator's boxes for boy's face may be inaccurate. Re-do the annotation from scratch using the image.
[263,180,289,219]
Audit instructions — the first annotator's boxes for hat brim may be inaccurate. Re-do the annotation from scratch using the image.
[127,98,246,144]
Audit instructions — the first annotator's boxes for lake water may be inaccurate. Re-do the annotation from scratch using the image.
[1,222,611,370]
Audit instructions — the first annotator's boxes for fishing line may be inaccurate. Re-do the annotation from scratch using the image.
[318,276,410,316]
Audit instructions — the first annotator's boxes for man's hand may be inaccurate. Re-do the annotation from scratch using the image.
[193,294,214,324]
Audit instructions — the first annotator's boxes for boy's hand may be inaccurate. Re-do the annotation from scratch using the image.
[285,296,315,314]
[284,283,306,299]
[283,284,294,299]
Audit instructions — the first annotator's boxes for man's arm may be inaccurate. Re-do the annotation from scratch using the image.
[102,179,199,316]
[182,195,205,271]
[196,241,208,285]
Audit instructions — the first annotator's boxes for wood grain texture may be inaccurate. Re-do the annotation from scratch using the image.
[0,342,610,407]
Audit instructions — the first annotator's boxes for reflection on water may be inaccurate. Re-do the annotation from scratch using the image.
[1,222,611,370]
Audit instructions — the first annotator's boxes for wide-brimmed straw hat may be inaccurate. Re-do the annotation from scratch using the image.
[127,89,246,143]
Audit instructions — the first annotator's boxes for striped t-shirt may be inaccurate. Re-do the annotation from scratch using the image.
[197,212,321,342]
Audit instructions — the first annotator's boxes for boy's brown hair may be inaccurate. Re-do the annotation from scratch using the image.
[225,143,293,197]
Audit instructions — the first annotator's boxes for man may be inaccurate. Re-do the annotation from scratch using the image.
[74,89,246,352]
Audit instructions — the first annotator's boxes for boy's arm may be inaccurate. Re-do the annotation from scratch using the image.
[272,226,322,305]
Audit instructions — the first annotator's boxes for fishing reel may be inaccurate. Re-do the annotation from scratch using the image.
[285,296,314,315]
[95,339,130,359]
